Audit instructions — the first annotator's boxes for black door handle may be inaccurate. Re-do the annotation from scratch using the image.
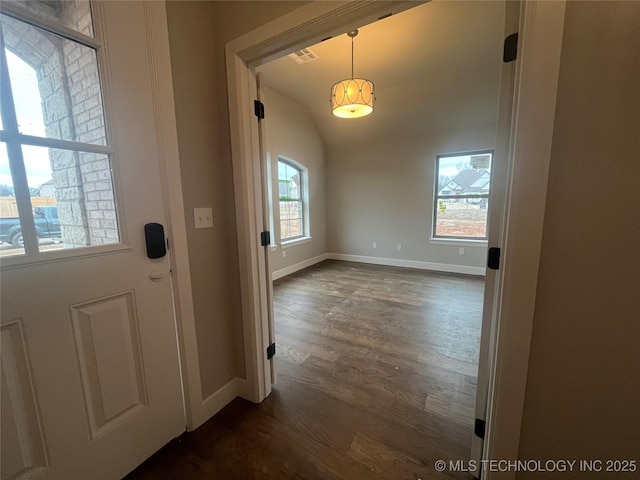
[144,223,166,259]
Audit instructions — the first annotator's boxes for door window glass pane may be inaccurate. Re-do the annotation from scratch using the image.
[2,14,107,145]
[3,0,94,37]
[0,142,25,256]
[22,145,118,250]
[1,5,120,259]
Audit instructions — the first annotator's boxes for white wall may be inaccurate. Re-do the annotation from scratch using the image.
[326,126,496,274]
[263,86,328,277]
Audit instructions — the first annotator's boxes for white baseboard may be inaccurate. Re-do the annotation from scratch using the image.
[190,377,247,431]
[328,253,486,276]
[272,253,329,280]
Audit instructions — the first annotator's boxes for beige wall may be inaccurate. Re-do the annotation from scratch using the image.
[263,87,328,273]
[518,1,640,475]
[326,126,496,270]
[165,1,305,398]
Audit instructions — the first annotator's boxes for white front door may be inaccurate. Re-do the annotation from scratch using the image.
[1,2,184,479]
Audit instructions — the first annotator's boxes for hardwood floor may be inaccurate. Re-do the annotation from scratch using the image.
[126,260,483,479]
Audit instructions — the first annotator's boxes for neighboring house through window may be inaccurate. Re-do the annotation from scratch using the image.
[433,150,493,240]
[278,157,305,241]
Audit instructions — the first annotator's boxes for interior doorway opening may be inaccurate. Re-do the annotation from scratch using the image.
[226,0,567,476]
[250,1,508,476]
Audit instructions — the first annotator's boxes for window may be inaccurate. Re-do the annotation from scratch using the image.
[433,151,493,240]
[278,158,304,241]
[1,2,118,258]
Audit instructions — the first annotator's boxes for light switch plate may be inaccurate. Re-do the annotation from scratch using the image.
[194,207,213,229]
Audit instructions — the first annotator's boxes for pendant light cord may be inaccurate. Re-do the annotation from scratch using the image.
[351,34,354,79]
[347,29,359,79]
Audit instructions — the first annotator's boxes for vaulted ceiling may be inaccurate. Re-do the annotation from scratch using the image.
[257,0,505,146]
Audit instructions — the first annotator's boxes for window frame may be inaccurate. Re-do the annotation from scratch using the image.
[432,149,494,241]
[277,157,307,243]
[0,2,121,263]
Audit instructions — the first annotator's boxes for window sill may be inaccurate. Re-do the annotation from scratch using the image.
[429,238,488,247]
[280,236,312,249]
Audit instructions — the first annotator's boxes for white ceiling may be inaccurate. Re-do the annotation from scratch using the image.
[257,0,505,146]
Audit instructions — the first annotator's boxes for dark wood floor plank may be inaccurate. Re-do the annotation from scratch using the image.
[346,432,430,479]
[126,260,481,480]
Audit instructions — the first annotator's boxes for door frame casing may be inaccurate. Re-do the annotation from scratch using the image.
[127,2,206,430]
[482,2,566,473]
[225,1,566,477]
[471,0,521,470]
[142,1,251,431]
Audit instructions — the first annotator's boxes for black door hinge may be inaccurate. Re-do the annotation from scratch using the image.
[266,343,276,360]
[260,231,270,247]
[503,33,518,62]
[254,99,265,119]
[474,418,486,439]
[487,247,501,270]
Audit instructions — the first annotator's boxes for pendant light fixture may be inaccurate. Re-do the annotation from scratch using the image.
[330,29,375,118]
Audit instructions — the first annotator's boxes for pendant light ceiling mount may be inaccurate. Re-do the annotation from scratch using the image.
[330,29,375,119]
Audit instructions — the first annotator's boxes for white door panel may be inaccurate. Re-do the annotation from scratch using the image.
[2,257,183,479]
[470,1,521,475]
[1,2,184,479]
[255,72,277,386]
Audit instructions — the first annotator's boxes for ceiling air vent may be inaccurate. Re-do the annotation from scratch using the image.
[288,48,319,65]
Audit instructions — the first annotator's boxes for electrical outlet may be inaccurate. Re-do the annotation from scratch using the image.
[194,207,213,229]
[282,250,286,258]
[459,247,465,255]
[396,244,402,251]
[372,241,377,249]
